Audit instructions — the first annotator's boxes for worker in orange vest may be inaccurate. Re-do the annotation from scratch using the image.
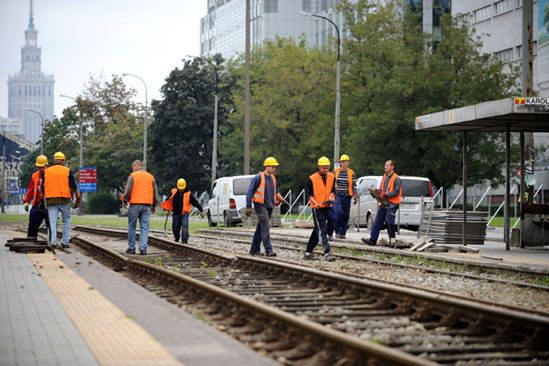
[42,152,80,249]
[245,157,288,257]
[361,160,402,246]
[161,178,204,244]
[329,154,358,239]
[23,155,49,238]
[304,157,336,262]
[121,160,157,255]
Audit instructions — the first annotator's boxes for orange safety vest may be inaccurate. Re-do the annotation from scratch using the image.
[44,164,71,199]
[380,172,402,205]
[129,170,155,205]
[334,167,354,196]
[30,170,43,205]
[252,172,277,205]
[309,172,335,208]
[160,188,191,214]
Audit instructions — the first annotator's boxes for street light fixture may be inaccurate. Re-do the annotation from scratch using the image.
[188,55,219,189]
[301,11,341,167]
[60,94,84,215]
[23,108,44,154]
[122,73,148,170]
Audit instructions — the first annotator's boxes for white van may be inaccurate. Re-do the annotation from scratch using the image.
[207,175,254,227]
[350,175,433,231]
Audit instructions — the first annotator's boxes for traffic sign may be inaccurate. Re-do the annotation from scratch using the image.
[79,166,97,192]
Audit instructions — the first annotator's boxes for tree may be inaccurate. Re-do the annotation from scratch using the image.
[338,0,518,192]
[151,54,234,195]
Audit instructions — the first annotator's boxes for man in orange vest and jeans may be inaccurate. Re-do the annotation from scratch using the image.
[304,157,336,262]
[245,157,288,257]
[122,160,157,255]
[23,155,49,238]
[361,160,402,246]
[42,152,80,249]
[161,178,204,244]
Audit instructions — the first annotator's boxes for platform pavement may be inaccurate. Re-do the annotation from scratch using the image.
[1,230,277,366]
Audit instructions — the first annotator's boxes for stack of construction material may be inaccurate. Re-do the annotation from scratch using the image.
[240,206,282,228]
[423,210,488,245]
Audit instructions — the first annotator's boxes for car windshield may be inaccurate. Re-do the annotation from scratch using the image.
[233,177,253,195]
[402,179,430,197]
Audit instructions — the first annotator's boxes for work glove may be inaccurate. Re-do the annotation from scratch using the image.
[24,203,29,212]
[245,207,253,217]
[199,211,206,218]
[73,196,81,209]
[151,206,156,214]
[379,193,387,200]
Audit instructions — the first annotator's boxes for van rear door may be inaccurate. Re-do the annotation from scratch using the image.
[399,178,433,228]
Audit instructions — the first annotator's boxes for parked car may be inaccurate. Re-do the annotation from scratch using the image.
[350,175,434,231]
[206,175,254,227]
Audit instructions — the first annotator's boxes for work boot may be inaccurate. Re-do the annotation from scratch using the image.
[249,251,260,256]
[62,244,70,249]
[266,251,277,257]
[340,234,346,239]
[328,235,333,241]
[324,253,336,262]
[303,252,314,260]
[361,238,376,246]
[125,248,136,255]
[139,249,147,256]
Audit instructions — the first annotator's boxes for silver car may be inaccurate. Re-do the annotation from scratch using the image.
[350,175,434,231]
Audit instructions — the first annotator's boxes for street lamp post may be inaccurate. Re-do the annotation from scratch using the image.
[60,94,84,215]
[188,55,219,188]
[23,108,45,154]
[301,11,341,166]
[122,73,148,170]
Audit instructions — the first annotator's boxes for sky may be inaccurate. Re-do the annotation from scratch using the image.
[0,0,205,117]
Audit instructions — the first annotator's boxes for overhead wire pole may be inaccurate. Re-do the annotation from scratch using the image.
[301,11,341,166]
[462,131,467,246]
[522,0,534,160]
[122,73,148,170]
[244,0,251,175]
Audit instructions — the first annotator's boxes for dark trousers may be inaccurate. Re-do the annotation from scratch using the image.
[334,195,352,235]
[306,207,331,255]
[172,213,190,243]
[27,204,48,238]
[327,207,336,237]
[250,205,274,254]
[370,206,398,243]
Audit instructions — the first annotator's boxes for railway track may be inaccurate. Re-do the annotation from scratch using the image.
[195,228,549,291]
[71,225,549,365]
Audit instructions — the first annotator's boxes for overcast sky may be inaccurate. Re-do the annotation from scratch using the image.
[0,0,205,117]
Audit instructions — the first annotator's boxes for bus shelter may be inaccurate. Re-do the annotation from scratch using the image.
[415,97,549,249]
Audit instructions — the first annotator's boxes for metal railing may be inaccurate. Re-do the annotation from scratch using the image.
[511,184,544,230]
[487,186,517,226]
[448,188,464,209]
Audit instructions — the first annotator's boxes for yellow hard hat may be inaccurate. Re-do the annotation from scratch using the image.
[35,155,48,167]
[317,156,331,166]
[177,178,186,190]
[263,156,279,166]
[53,151,66,160]
[340,154,350,162]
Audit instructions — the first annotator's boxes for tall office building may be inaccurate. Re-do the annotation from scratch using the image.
[7,0,54,146]
[200,0,450,58]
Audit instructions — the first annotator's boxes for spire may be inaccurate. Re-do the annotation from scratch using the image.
[28,0,35,30]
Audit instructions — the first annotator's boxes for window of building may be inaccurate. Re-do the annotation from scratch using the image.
[516,0,522,8]
[264,0,278,13]
[321,0,328,12]
[302,0,311,13]
[494,48,514,63]
[494,0,512,15]
[473,5,491,23]
[516,45,522,58]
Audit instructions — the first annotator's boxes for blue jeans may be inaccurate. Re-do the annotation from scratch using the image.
[128,204,151,251]
[47,203,71,245]
[250,205,274,254]
[334,195,352,235]
[369,206,398,243]
[172,213,189,243]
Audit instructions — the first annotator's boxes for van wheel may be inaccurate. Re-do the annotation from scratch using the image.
[366,214,373,230]
[223,212,233,227]
[207,212,216,227]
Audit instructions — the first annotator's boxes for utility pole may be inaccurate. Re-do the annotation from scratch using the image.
[522,0,534,159]
[244,0,251,174]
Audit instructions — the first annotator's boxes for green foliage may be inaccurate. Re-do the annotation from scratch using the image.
[338,0,518,190]
[151,54,234,194]
[86,190,120,214]
[19,150,40,188]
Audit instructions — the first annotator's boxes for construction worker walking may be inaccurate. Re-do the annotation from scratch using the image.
[121,160,157,255]
[245,157,288,257]
[42,152,80,249]
[23,155,49,238]
[332,154,358,239]
[161,178,205,244]
[361,160,402,246]
[304,157,336,262]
